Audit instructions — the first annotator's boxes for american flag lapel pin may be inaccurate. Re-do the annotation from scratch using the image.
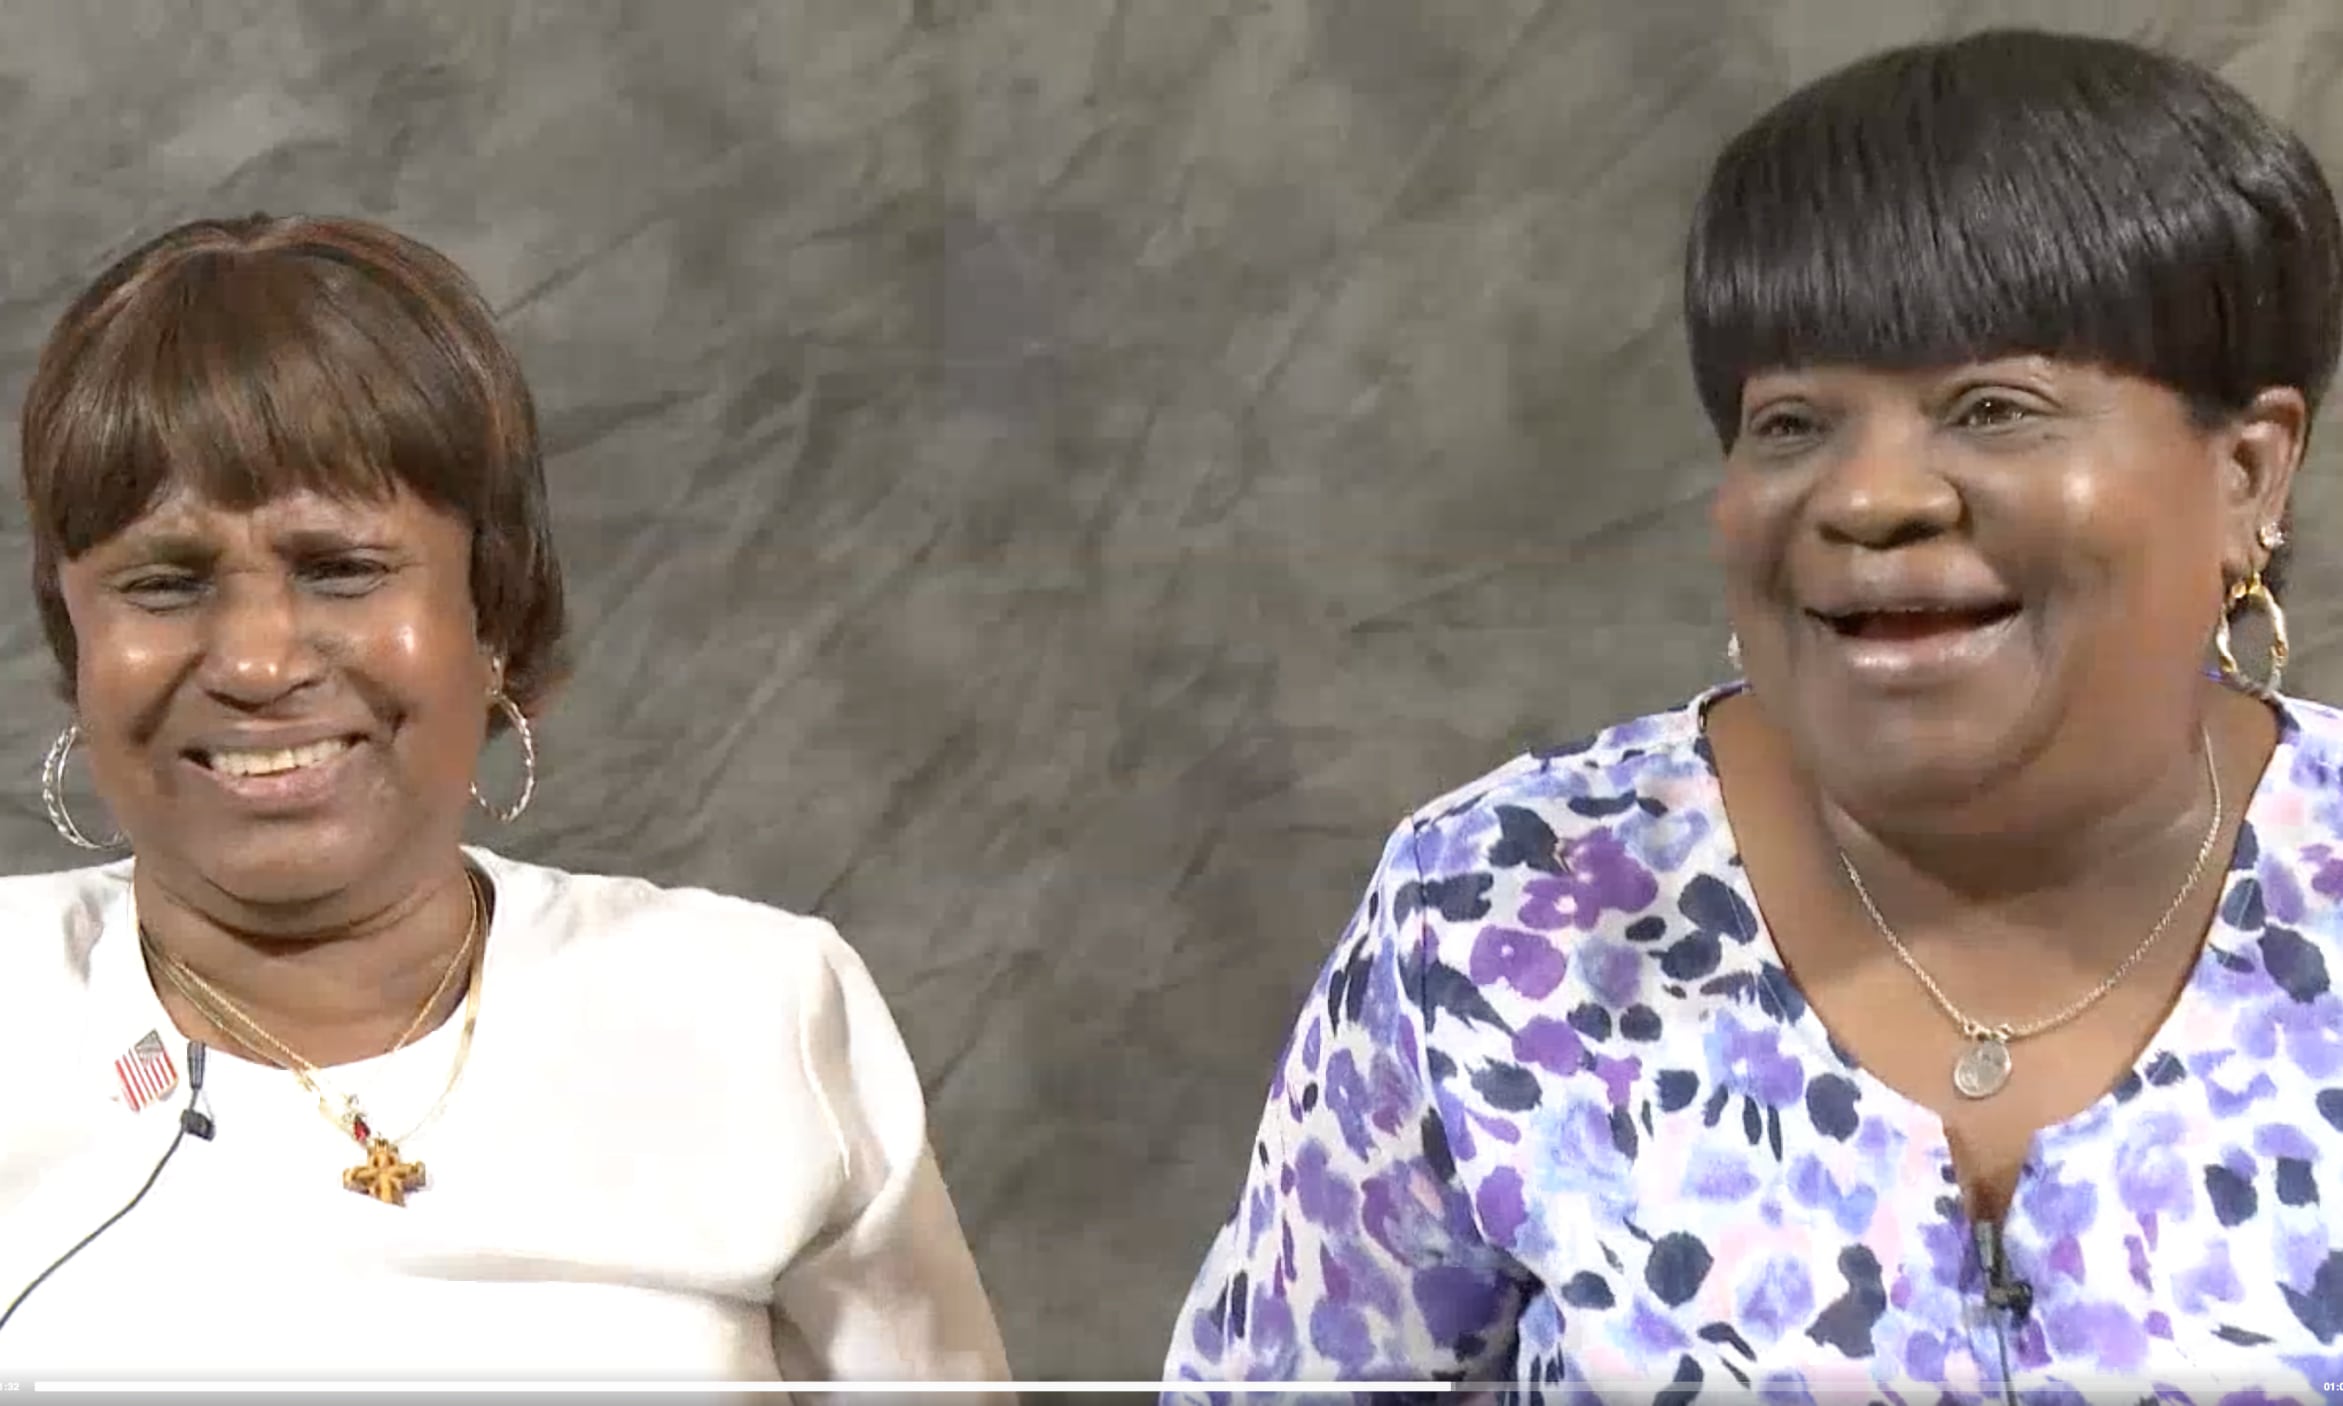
[114,1029,180,1112]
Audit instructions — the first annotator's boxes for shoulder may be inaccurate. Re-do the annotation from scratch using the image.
[468,848,884,1024]
[1378,691,1732,911]
[0,862,130,987]
[2274,691,2343,769]
[0,861,128,914]
[1348,693,1753,1044]
[0,863,132,1076]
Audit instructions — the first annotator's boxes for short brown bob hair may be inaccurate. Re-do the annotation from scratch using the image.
[19,213,567,718]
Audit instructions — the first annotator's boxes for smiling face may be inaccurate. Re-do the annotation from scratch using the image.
[1712,356,2300,821]
[57,485,494,913]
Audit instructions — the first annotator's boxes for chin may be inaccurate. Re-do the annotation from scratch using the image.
[179,826,407,914]
[1785,697,2040,828]
[1810,749,2020,833]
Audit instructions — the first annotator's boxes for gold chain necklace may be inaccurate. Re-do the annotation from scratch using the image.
[1837,729,2225,1100]
[142,870,488,1205]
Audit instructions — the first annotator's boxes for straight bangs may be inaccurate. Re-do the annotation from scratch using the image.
[1684,34,2341,445]
[29,249,493,560]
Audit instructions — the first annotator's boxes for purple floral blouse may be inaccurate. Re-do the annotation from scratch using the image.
[1165,686,2343,1403]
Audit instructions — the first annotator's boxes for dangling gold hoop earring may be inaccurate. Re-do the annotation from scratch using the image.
[2214,571,2290,696]
[473,692,537,824]
[40,722,123,850]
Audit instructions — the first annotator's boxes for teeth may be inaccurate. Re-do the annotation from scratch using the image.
[206,738,351,777]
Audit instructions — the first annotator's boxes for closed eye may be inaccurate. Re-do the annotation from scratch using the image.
[117,572,203,609]
[300,556,393,595]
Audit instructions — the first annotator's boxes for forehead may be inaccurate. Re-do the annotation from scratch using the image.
[95,483,464,550]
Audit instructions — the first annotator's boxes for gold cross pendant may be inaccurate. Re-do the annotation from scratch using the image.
[343,1137,426,1206]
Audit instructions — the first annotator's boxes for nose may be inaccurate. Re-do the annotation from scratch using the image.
[197,576,326,706]
[1810,415,1964,549]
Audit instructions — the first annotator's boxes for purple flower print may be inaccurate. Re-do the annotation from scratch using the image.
[1291,1138,1358,1229]
[1753,1373,1820,1406]
[1918,1213,1971,1295]
[1185,1300,1226,1363]
[2278,997,2343,1079]
[1735,1255,1817,1343]
[1358,1163,1478,1267]
[1470,925,1567,998]
[1578,937,1646,1008]
[1709,1013,1808,1108]
[1900,1330,1950,1382]
[2255,1121,2320,1163]
[1418,806,1501,881]
[2017,1165,2100,1243]
[1195,1274,1299,1373]
[2175,1239,2246,1315]
[1601,713,1671,750]
[1161,694,2343,1398]
[2278,1226,2327,1296]
[1245,1183,1275,1247]
[1474,1166,1529,1249]
[2311,850,2343,905]
[1685,1143,1761,1202]
[2047,1236,2086,1283]
[1464,1104,1522,1146]
[1432,1090,1479,1164]
[2184,1047,2277,1118]
[1518,830,1658,930]
[1534,1095,1633,1193]
[1626,1299,1691,1355]
[1322,1048,1414,1160]
[2042,1300,2151,1373]
[1590,1053,1643,1106]
[1413,1265,1507,1344]
[2115,1111,2192,1222]
[1307,1299,1373,1373]
[1787,1154,1879,1238]
[1623,804,1712,874]
[2262,861,2309,925]
[1318,1239,1403,1319]
[1513,1016,1585,1076]
[2197,941,2278,1005]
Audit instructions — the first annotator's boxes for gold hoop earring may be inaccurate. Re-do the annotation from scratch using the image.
[41,723,123,850]
[473,693,536,824]
[2214,572,2290,696]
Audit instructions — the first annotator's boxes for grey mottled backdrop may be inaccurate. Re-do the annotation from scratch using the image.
[3,0,2340,1379]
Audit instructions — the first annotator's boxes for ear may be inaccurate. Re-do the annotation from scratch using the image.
[2218,387,2308,580]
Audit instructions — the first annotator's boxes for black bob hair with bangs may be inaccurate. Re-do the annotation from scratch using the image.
[1684,28,2343,594]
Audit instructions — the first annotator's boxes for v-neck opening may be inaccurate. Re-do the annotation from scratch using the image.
[85,847,519,1145]
[1685,680,2298,1210]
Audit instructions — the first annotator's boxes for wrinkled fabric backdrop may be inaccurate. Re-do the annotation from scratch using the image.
[2,0,2339,1379]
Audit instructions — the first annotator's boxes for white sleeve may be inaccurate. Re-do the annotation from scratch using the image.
[770,923,1012,1396]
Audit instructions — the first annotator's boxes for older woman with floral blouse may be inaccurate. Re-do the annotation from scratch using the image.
[1167,29,2343,1402]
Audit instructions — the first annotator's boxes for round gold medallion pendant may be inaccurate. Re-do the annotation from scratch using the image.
[1953,1038,2013,1099]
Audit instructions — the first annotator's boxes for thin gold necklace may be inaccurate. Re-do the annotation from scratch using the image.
[1836,729,2225,1100]
[142,871,488,1205]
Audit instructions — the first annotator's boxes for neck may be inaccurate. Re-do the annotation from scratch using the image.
[136,855,480,1070]
[1819,694,2255,966]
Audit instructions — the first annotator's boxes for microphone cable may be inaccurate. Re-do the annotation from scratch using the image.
[0,1040,213,1335]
